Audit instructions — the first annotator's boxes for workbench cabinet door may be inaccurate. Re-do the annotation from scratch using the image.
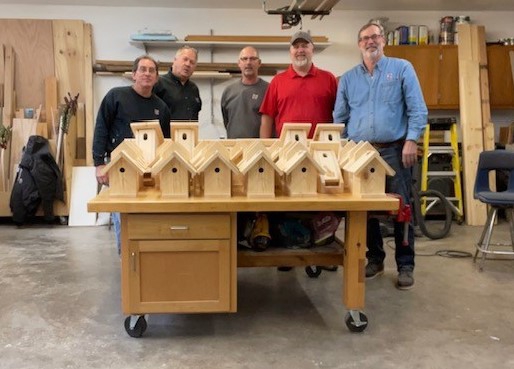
[127,239,232,313]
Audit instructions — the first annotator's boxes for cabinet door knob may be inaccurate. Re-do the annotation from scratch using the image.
[131,252,136,272]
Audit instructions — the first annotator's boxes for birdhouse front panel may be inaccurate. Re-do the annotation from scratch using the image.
[109,160,140,198]
[203,159,231,198]
[135,129,159,163]
[287,160,318,196]
[246,159,275,198]
[160,159,191,198]
[360,162,386,197]
[174,128,196,155]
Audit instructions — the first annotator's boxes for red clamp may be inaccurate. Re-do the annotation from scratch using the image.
[387,193,411,246]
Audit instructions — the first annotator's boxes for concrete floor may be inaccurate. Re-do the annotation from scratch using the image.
[1,220,514,369]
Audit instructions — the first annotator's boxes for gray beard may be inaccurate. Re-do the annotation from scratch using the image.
[292,58,308,67]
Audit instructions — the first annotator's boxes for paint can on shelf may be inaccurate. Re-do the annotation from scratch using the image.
[408,25,419,45]
[393,29,400,45]
[387,31,394,45]
[418,25,429,45]
[397,26,409,45]
[439,16,455,45]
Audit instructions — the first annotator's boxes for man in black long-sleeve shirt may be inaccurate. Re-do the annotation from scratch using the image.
[154,45,202,121]
[92,55,171,254]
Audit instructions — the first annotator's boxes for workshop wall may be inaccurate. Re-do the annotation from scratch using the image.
[1,5,513,140]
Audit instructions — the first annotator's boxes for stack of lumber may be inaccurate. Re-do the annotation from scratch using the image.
[0,19,94,217]
[457,24,495,226]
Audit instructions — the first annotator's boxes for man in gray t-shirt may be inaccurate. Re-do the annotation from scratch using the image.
[221,46,269,138]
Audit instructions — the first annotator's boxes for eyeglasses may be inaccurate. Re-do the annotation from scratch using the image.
[359,34,382,43]
[239,56,259,62]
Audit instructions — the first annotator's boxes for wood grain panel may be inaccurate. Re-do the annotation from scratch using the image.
[0,19,54,110]
[52,20,85,106]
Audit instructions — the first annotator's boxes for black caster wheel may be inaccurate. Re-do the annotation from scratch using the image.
[305,266,322,278]
[345,311,368,333]
[124,315,147,338]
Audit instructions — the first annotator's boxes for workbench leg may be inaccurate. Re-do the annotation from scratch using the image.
[343,211,367,311]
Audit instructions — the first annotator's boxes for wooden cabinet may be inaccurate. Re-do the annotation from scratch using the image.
[487,45,514,108]
[385,45,459,109]
[123,213,236,314]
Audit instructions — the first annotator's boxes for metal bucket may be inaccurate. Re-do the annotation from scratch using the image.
[439,16,455,45]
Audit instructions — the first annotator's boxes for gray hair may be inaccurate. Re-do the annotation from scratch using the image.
[175,45,199,60]
[357,22,385,41]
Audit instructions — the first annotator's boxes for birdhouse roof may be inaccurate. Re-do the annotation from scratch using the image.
[238,149,283,175]
[196,150,240,174]
[343,150,396,176]
[279,148,325,176]
[101,149,147,175]
[150,146,197,175]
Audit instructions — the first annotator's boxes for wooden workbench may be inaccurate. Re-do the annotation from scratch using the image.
[88,188,398,335]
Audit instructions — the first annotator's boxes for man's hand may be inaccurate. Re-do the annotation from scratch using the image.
[96,165,109,186]
[402,140,418,168]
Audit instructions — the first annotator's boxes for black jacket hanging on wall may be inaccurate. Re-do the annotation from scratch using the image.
[9,135,64,224]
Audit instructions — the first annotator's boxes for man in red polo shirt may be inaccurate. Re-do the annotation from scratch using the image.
[259,31,337,138]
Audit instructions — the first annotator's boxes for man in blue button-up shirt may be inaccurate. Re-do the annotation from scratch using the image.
[334,22,428,290]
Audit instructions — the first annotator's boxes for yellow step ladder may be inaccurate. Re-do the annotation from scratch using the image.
[421,117,464,222]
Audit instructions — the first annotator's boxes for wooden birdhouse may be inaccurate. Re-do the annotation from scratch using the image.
[277,141,324,196]
[237,143,283,198]
[343,150,395,198]
[309,141,344,193]
[279,123,311,146]
[171,122,199,156]
[338,140,357,168]
[150,142,196,198]
[130,121,164,163]
[101,147,147,198]
[195,147,240,198]
[312,123,344,143]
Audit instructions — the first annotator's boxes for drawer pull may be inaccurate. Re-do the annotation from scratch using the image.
[131,252,136,272]
[170,226,189,231]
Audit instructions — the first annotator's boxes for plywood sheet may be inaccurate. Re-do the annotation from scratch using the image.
[0,19,54,109]
[68,166,97,226]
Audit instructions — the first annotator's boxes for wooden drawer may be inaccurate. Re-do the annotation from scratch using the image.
[127,213,231,240]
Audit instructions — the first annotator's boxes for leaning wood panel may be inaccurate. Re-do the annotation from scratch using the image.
[473,26,495,152]
[83,22,94,166]
[458,24,488,225]
[458,61,487,226]
[0,19,54,109]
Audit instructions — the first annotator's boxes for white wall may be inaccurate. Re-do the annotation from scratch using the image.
[1,5,513,139]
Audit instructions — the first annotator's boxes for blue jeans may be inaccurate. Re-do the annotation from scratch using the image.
[112,212,121,255]
[367,145,415,271]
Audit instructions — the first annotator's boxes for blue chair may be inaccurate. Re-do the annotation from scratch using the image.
[473,150,514,270]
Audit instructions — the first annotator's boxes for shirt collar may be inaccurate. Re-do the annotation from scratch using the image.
[286,63,318,77]
[359,55,388,74]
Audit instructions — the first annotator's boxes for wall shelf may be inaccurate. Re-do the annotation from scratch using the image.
[129,40,331,51]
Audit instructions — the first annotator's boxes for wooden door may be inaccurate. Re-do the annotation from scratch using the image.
[385,45,440,107]
[438,46,460,108]
[487,45,514,108]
